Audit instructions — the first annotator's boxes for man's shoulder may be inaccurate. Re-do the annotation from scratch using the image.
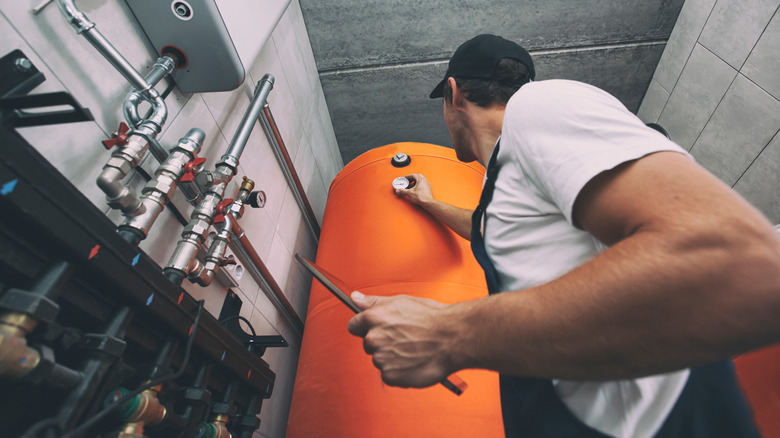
[507,80,628,123]
[510,79,612,104]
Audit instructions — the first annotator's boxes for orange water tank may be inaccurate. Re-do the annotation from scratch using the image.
[286,143,504,437]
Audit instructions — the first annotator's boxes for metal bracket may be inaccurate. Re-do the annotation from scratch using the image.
[0,92,95,128]
[0,49,44,99]
[78,333,127,357]
[0,49,94,128]
[217,290,288,358]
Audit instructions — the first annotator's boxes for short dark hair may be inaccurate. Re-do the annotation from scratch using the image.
[443,58,531,107]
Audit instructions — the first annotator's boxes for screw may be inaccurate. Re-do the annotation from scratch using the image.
[14,58,33,73]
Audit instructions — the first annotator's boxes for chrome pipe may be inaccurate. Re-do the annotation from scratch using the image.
[96,136,150,215]
[259,104,321,240]
[164,170,232,281]
[190,215,232,287]
[219,75,275,173]
[121,128,205,241]
[144,56,176,89]
[56,0,149,92]
[124,56,174,131]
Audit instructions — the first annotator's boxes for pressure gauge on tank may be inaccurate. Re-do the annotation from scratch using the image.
[392,177,411,190]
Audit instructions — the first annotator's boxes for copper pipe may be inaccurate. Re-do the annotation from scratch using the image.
[229,217,304,335]
[259,103,321,240]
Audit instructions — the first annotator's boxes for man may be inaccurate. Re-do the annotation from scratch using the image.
[347,34,780,437]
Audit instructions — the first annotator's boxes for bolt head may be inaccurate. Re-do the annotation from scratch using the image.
[14,58,33,73]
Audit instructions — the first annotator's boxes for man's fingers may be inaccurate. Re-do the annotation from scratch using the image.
[347,293,386,337]
[347,312,368,337]
[351,291,379,311]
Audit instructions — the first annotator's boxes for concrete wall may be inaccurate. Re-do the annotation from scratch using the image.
[301,0,684,164]
[638,0,780,223]
[0,1,343,436]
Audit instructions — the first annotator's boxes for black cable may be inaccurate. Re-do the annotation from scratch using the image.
[55,300,205,438]
[20,418,62,438]
[219,315,257,337]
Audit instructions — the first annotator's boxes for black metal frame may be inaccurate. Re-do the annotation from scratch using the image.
[0,120,275,436]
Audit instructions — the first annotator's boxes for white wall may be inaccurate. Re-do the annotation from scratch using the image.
[0,1,343,436]
[638,0,780,223]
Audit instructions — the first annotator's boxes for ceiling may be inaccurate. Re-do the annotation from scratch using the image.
[299,0,685,165]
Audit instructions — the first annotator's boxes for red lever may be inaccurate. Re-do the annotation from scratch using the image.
[212,198,234,224]
[102,122,130,150]
[180,156,206,183]
[219,258,237,267]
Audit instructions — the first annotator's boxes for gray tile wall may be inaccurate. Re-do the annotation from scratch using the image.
[0,1,342,437]
[638,0,780,224]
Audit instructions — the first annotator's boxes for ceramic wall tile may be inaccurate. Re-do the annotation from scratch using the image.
[201,80,257,147]
[271,7,316,127]
[658,43,737,150]
[248,37,305,161]
[263,231,294,296]
[637,79,671,124]
[691,74,780,186]
[312,81,344,180]
[653,0,717,92]
[306,102,339,188]
[288,0,320,94]
[741,11,780,100]
[214,0,289,70]
[275,188,305,259]
[733,134,780,223]
[698,0,778,69]
[234,127,290,225]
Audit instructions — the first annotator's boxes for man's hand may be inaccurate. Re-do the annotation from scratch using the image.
[394,173,474,240]
[347,291,457,388]
[394,173,435,206]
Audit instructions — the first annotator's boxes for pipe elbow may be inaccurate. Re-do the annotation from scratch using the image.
[190,260,215,287]
[56,0,95,33]
[96,167,124,197]
[123,92,143,128]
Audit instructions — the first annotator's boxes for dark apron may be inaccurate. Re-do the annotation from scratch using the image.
[470,143,760,437]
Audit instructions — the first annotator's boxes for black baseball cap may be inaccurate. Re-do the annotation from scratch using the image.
[429,34,535,99]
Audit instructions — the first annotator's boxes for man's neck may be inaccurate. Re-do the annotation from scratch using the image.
[470,105,505,164]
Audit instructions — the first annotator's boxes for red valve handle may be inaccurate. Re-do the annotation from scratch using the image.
[180,156,207,183]
[102,122,130,150]
[219,258,237,267]
[212,198,234,224]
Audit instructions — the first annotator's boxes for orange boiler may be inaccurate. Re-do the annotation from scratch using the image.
[286,143,504,437]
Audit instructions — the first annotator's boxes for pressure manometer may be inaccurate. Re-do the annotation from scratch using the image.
[392,177,411,190]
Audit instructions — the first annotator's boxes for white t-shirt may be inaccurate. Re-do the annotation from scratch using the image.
[484,79,691,438]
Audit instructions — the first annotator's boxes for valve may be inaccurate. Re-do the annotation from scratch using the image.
[102,122,130,150]
[181,155,207,183]
[212,198,234,224]
[219,258,237,267]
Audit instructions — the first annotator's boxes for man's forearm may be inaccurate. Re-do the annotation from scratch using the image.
[419,199,473,240]
[444,225,780,380]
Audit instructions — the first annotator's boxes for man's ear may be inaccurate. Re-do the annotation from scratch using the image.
[447,77,466,111]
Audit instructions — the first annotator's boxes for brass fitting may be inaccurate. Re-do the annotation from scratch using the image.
[239,176,255,194]
[195,414,232,438]
[0,312,41,378]
[106,385,167,437]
